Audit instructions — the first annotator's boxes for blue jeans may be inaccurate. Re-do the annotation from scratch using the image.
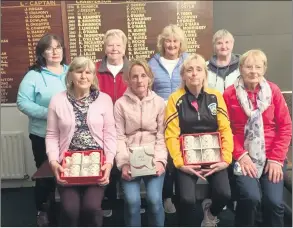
[121,174,165,227]
[234,164,286,227]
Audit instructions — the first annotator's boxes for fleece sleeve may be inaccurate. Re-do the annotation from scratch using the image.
[223,90,247,161]
[268,86,292,164]
[114,101,130,170]
[215,91,234,164]
[45,95,61,163]
[17,71,48,119]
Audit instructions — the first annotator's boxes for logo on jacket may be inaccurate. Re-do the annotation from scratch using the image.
[208,103,217,115]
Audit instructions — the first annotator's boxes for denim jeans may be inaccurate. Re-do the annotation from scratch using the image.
[121,173,165,227]
[234,164,286,227]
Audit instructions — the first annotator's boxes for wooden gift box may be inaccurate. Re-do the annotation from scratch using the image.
[129,145,156,177]
[60,150,104,185]
[180,132,222,166]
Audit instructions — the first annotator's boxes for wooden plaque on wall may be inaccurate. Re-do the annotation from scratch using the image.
[1,0,213,104]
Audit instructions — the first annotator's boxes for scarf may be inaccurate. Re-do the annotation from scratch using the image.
[234,76,272,178]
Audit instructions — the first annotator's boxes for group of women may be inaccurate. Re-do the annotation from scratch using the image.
[17,24,292,227]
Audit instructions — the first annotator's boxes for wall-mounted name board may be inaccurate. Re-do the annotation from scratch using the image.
[1,0,213,104]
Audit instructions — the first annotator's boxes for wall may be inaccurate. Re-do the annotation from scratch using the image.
[1,1,292,188]
[213,1,292,91]
[1,106,35,188]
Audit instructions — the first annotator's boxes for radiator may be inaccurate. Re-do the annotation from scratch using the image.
[1,131,28,180]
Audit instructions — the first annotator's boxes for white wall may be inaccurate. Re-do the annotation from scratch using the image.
[1,105,36,188]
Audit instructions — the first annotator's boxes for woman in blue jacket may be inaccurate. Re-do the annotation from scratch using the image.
[17,34,68,226]
[148,24,188,213]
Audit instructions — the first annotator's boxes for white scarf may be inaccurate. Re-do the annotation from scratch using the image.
[234,76,272,178]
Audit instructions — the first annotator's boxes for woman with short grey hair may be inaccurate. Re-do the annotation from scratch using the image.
[95,29,130,217]
[207,29,240,94]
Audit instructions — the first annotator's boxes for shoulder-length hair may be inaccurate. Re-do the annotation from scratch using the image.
[180,54,208,88]
[28,34,66,72]
[239,49,268,73]
[65,56,99,95]
[157,24,187,56]
[124,59,154,89]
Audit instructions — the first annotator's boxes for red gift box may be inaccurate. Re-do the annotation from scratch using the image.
[180,132,223,166]
[60,150,104,185]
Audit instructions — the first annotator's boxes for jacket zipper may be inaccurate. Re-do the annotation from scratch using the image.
[113,77,116,102]
[140,103,143,145]
[198,111,201,121]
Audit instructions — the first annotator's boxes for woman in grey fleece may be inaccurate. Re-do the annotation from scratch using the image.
[207,29,240,94]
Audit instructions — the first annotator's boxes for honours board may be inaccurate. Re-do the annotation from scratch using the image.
[1,0,213,104]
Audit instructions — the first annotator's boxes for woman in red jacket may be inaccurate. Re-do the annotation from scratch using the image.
[223,49,292,227]
[96,29,129,217]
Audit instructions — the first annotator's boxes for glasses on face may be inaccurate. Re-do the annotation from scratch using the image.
[243,65,263,71]
[45,46,63,54]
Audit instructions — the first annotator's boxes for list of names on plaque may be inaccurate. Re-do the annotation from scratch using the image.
[24,4,55,65]
[1,1,212,104]
[1,1,63,104]
[1,50,10,102]
[126,2,155,60]
[66,1,111,62]
[177,2,201,54]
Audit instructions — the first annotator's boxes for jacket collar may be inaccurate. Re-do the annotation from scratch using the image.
[97,55,129,73]
[185,86,204,103]
[123,88,155,103]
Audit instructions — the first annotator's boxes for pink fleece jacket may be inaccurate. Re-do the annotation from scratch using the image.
[46,91,116,164]
[114,88,168,170]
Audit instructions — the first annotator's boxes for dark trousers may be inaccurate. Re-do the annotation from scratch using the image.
[29,134,55,212]
[103,164,119,207]
[163,155,178,200]
[58,185,105,226]
[177,169,231,227]
[163,168,175,199]
[234,164,286,227]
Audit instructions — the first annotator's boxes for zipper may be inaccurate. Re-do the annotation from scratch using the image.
[140,103,143,145]
[198,111,201,121]
[113,77,116,102]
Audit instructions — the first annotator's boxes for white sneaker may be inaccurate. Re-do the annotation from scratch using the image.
[103,210,112,217]
[164,198,176,214]
[201,199,220,227]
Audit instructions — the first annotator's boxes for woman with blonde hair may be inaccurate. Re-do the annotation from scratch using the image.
[46,56,116,226]
[114,59,167,226]
[148,24,189,213]
[165,54,233,226]
[207,29,240,93]
[223,49,292,226]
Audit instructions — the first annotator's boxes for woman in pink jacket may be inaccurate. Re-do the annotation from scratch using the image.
[46,56,116,226]
[114,59,168,226]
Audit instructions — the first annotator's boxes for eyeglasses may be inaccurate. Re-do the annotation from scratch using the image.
[45,46,63,54]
